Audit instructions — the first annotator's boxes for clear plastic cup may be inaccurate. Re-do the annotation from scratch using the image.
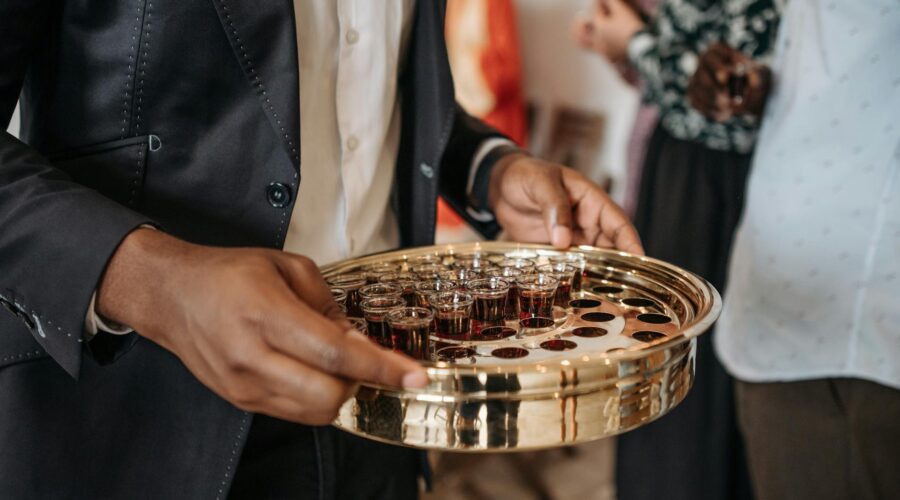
[360,296,405,347]
[516,273,559,320]
[429,290,474,340]
[386,307,434,360]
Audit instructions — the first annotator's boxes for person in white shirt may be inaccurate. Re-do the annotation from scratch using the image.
[707,1,900,498]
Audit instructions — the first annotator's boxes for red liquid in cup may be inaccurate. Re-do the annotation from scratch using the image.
[345,289,364,317]
[572,271,584,292]
[472,295,507,333]
[434,312,472,340]
[504,285,520,321]
[554,281,572,307]
[365,318,391,347]
[519,290,554,320]
[390,324,430,360]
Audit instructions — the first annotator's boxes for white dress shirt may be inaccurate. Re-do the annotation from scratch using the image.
[285,0,413,265]
[715,0,900,389]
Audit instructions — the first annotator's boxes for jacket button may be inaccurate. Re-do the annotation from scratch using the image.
[266,182,292,208]
[419,162,434,179]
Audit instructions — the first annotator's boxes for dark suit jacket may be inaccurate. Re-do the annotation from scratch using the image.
[0,1,507,497]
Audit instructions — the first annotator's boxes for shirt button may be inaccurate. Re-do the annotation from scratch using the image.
[346,135,359,151]
[346,29,359,44]
[266,182,292,208]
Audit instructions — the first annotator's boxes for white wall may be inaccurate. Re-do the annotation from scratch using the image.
[515,0,639,203]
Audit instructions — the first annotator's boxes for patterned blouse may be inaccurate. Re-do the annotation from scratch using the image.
[628,0,781,153]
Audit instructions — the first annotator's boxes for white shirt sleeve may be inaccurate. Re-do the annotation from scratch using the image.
[465,137,516,222]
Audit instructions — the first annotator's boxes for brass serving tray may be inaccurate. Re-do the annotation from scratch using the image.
[322,242,721,452]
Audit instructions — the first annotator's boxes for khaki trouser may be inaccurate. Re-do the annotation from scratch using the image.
[736,378,900,500]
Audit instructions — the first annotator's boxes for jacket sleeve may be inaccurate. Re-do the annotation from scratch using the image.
[0,0,153,378]
[438,105,518,240]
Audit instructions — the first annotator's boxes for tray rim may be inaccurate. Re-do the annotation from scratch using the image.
[320,242,720,384]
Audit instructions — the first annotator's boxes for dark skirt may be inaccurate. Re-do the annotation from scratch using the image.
[616,124,754,500]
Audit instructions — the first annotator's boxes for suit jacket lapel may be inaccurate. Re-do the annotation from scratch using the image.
[210,0,301,168]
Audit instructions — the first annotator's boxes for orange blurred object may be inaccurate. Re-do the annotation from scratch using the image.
[440,0,527,232]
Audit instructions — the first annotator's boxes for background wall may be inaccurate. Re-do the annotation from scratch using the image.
[516,0,639,203]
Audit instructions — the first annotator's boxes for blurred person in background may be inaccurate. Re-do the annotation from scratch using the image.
[712,1,900,498]
[574,0,780,499]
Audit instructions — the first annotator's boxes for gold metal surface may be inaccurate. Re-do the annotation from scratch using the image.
[321,242,720,452]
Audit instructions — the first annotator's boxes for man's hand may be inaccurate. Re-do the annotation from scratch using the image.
[687,43,772,121]
[572,0,645,64]
[96,228,427,425]
[488,154,644,255]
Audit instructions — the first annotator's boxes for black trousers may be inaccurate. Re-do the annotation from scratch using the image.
[228,415,421,499]
[737,378,900,500]
[616,125,754,500]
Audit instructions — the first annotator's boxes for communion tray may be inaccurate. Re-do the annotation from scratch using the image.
[321,242,721,452]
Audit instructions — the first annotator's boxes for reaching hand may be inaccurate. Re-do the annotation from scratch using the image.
[687,43,772,121]
[488,153,644,255]
[96,228,428,425]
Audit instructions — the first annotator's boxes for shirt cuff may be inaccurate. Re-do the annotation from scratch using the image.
[85,292,134,338]
[466,138,519,222]
[84,224,159,338]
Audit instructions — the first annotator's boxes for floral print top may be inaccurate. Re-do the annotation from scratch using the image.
[628,0,781,153]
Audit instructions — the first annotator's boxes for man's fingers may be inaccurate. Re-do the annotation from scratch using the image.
[264,298,428,388]
[277,253,345,318]
[248,351,357,424]
[560,169,644,255]
[527,167,575,249]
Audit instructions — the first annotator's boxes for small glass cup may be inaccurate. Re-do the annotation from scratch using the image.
[465,277,510,333]
[516,273,559,320]
[326,273,367,317]
[410,253,443,266]
[450,257,495,272]
[429,291,474,340]
[414,279,459,308]
[504,249,539,260]
[537,263,578,307]
[360,296,405,348]
[485,253,508,264]
[330,287,348,307]
[549,252,586,291]
[411,263,446,281]
[359,283,403,301]
[497,258,536,273]
[438,268,483,283]
[362,262,402,283]
[447,250,485,261]
[378,272,419,306]
[386,307,434,360]
[486,267,523,321]
[349,317,367,335]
